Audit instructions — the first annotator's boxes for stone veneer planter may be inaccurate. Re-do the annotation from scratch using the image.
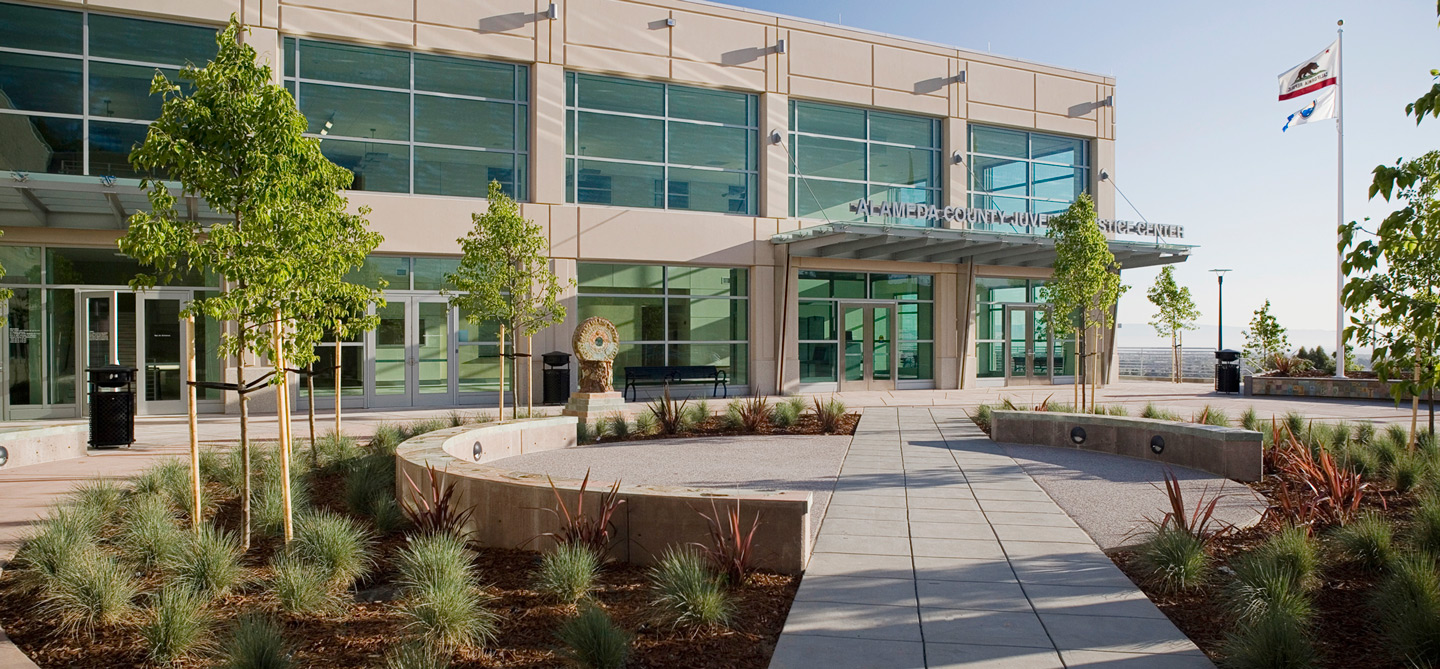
[394,418,812,573]
[1246,374,1409,402]
[989,410,1263,482]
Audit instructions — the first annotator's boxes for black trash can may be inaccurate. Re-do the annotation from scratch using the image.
[542,351,572,406]
[1215,349,1241,394]
[88,365,137,448]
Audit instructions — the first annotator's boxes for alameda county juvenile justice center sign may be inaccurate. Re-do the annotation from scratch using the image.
[847,200,1185,240]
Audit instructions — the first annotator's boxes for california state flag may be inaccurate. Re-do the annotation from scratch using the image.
[1278,40,1338,101]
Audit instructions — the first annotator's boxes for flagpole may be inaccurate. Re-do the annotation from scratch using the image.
[1335,19,1346,379]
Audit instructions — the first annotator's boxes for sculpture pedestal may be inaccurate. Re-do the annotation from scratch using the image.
[563,392,625,426]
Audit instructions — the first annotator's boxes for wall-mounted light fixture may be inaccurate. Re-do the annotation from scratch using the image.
[546,3,558,20]
[952,151,964,165]
[1099,169,1110,181]
[956,71,966,84]
[776,38,787,54]
[664,17,675,27]
[1101,94,1113,106]
[770,130,783,145]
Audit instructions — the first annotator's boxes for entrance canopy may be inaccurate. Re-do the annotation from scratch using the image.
[772,222,1191,269]
[1,172,228,230]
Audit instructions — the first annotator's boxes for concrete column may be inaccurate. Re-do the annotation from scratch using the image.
[935,266,960,388]
[550,258,580,393]
[759,92,789,220]
[751,263,777,395]
[776,249,800,394]
[943,117,968,218]
[1093,138,1116,221]
[958,263,978,389]
[532,63,566,206]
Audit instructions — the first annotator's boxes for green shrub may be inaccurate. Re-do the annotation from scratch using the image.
[345,453,396,519]
[1254,525,1319,588]
[557,603,630,669]
[140,584,214,665]
[534,543,601,605]
[684,399,711,427]
[396,532,475,594]
[253,465,311,538]
[783,395,807,417]
[1339,441,1378,478]
[1219,608,1317,669]
[118,494,186,570]
[1353,422,1376,445]
[771,401,799,428]
[1283,412,1306,437]
[1241,407,1261,432]
[1333,511,1395,573]
[1371,553,1440,665]
[648,548,731,629]
[13,505,100,591]
[1106,404,1129,416]
[69,478,127,527]
[1135,526,1208,593]
[383,641,451,669]
[1386,423,1411,448]
[289,510,373,588]
[1328,422,1352,450]
[811,396,847,434]
[633,411,657,436]
[131,459,185,497]
[605,412,630,439]
[371,423,406,454]
[42,553,138,634]
[1373,432,1404,472]
[168,524,246,599]
[1392,449,1431,494]
[400,580,498,650]
[577,422,595,445]
[1413,494,1440,556]
[1225,553,1313,623]
[406,418,451,439]
[219,615,292,669]
[1140,403,1181,422]
[271,556,344,616]
[199,448,229,484]
[314,432,361,469]
[1199,405,1230,427]
[969,404,993,434]
[372,497,406,535]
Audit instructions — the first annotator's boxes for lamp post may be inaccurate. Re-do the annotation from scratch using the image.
[1209,269,1232,350]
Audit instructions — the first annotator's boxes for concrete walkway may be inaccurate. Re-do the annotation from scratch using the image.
[769,407,1213,669]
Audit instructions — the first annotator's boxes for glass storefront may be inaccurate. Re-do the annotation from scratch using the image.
[975,277,1077,379]
[577,263,749,388]
[798,271,933,384]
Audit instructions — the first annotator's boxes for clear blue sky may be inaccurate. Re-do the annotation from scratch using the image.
[728,0,1440,347]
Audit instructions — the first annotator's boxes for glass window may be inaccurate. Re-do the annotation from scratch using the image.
[796,271,933,383]
[578,295,664,341]
[0,2,82,54]
[969,125,1090,226]
[789,100,941,227]
[47,288,75,404]
[287,38,529,200]
[89,121,154,179]
[668,298,746,341]
[7,288,42,405]
[565,72,756,214]
[578,264,664,295]
[0,115,84,175]
[89,15,217,66]
[0,53,83,114]
[412,257,459,291]
[45,247,208,286]
[89,62,182,121]
[347,256,409,290]
[0,246,41,284]
[973,277,1078,379]
[667,266,746,297]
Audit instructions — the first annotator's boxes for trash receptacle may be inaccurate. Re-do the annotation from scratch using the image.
[542,351,572,406]
[1215,349,1241,394]
[88,365,137,448]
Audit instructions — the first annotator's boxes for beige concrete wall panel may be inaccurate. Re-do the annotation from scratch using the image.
[785,30,870,85]
[351,193,485,254]
[669,10,769,70]
[873,45,950,96]
[577,207,756,265]
[943,117,966,212]
[416,0,538,36]
[774,17,953,57]
[415,23,535,63]
[532,63,566,206]
[564,44,669,79]
[750,263,776,395]
[549,205,580,259]
[261,0,279,28]
[242,0,261,27]
[88,0,235,22]
[786,76,870,108]
[278,4,413,47]
[281,0,411,22]
[242,26,281,83]
[668,60,765,92]
[965,102,1035,130]
[872,88,947,117]
[1035,73,1100,119]
[964,51,1111,86]
[566,0,669,56]
[1093,138,1116,220]
[967,61,1034,111]
[1033,112,1096,138]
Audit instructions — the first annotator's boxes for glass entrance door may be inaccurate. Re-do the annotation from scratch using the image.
[137,292,189,414]
[1003,304,1055,386]
[368,297,453,407]
[839,302,897,391]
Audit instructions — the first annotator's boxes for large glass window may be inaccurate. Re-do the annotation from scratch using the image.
[968,125,1090,230]
[0,3,218,177]
[565,73,757,215]
[285,38,529,199]
[974,277,1076,378]
[789,101,942,227]
[578,264,749,387]
[797,271,933,383]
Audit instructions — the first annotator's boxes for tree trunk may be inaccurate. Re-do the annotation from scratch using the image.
[334,346,342,437]
[498,323,506,421]
[511,326,520,418]
[185,315,201,534]
[1412,362,1422,451]
[526,334,534,417]
[272,314,294,543]
[237,349,251,551]
[307,363,317,467]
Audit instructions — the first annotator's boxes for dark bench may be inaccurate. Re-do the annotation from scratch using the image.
[623,365,728,401]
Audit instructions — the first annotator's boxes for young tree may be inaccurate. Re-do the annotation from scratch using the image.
[1340,150,1440,448]
[1146,266,1200,383]
[1047,193,1125,410]
[1242,300,1290,371]
[120,16,381,546]
[446,181,571,419]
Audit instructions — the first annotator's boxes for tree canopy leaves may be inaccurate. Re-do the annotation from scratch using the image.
[1046,193,1125,340]
[1242,299,1289,371]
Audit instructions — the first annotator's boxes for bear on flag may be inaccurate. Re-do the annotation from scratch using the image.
[1279,40,1339,131]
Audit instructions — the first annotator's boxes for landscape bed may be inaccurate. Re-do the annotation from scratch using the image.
[0,416,800,669]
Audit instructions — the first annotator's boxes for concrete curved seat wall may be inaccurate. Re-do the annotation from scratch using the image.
[0,424,89,471]
[394,418,812,573]
[988,410,1263,482]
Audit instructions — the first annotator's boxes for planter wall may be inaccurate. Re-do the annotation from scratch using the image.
[395,419,812,573]
[0,424,88,470]
[989,410,1263,482]
[1246,375,1407,402]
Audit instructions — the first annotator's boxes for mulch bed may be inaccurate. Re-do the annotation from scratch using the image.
[0,464,800,668]
[594,412,860,444]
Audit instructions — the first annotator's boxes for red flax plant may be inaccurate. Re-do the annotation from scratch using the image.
[693,499,761,587]
[1142,468,1234,545]
[539,469,626,557]
[1264,420,1372,528]
[402,465,477,538]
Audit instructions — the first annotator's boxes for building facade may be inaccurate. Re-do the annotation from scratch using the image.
[0,0,1189,420]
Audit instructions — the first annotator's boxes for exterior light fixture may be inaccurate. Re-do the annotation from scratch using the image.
[952,151,963,164]
[770,130,782,144]
[0,445,7,467]
[1150,435,1165,454]
[664,17,675,27]
[776,38,787,53]
[546,2,558,19]
[472,441,483,461]
[1070,426,1086,444]
[1099,170,1110,181]
[956,71,966,84]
